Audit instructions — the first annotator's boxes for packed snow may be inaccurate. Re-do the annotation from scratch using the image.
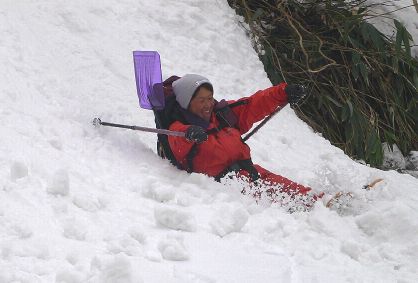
[1,0,417,282]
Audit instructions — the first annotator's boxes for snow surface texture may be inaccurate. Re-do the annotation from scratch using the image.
[367,0,418,57]
[1,1,418,282]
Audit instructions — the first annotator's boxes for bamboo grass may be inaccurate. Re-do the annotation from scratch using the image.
[228,0,418,166]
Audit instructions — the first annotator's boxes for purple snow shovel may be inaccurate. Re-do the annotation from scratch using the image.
[92,51,184,137]
[133,50,165,110]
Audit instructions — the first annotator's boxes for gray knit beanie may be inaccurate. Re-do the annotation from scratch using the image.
[172,74,212,109]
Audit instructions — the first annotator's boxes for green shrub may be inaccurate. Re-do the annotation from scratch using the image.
[228,0,418,166]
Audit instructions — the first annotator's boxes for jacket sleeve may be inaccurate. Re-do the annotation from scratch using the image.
[231,83,288,134]
[168,121,194,166]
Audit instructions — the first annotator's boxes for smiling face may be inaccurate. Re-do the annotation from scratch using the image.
[188,86,214,122]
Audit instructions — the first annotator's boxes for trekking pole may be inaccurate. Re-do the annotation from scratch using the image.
[242,83,312,142]
[242,106,282,142]
[92,118,185,137]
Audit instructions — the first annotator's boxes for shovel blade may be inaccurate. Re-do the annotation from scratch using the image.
[133,51,164,110]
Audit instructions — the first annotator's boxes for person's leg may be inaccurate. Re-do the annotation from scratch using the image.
[237,164,323,210]
[253,164,313,196]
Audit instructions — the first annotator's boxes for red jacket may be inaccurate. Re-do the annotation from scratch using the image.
[168,83,289,177]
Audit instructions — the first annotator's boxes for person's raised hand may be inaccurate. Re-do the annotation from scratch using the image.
[285,84,308,105]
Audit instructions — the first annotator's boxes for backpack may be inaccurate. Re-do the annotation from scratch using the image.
[154,75,183,168]
[154,75,205,172]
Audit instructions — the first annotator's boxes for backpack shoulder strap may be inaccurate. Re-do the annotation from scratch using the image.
[213,99,247,131]
[227,99,249,108]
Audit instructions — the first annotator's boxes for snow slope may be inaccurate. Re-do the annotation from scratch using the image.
[367,0,418,57]
[1,0,417,282]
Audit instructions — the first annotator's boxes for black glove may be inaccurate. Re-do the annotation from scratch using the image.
[185,125,208,144]
[285,84,307,105]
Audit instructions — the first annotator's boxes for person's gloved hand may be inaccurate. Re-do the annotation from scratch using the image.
[185,125,208,144]
[285,84,308,105]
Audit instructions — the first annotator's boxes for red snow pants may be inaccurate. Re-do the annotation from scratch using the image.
[236,164,323,209]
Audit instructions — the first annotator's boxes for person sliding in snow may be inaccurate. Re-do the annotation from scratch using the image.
[167,74,323,211]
